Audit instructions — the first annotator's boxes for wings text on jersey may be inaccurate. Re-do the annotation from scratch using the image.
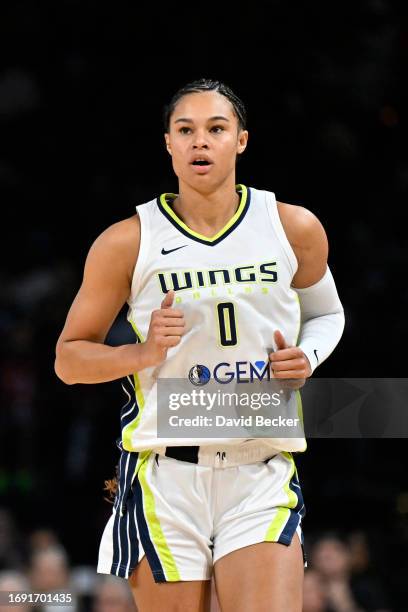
[157,261,278,294]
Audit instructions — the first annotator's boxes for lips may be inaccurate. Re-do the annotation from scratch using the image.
[189,154,213,165]
[191,162,213,174]
[190,155,213,174]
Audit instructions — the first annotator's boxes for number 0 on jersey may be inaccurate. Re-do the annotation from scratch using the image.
[216,302,238,347]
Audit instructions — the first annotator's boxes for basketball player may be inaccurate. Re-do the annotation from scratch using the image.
[55,79,345,612]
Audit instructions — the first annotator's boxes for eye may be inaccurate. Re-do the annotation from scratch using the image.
[211,125,224,133]
[178,126,191,134]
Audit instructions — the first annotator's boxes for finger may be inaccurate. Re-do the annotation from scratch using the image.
[271,369,307,379]
[154,315,185,326]
[270,358,306,372]
[153,316,185,329]
[274,330,289,351]
[269,348,302,362]
[162,320,185,329]
[156,326,185,336]
[160,309,185,319]
[161,290,175,309]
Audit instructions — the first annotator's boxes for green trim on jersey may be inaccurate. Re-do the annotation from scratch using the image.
[158,184,249,245]
[129,318,145,343]
[122,318,146,451]
[293,292,307,451]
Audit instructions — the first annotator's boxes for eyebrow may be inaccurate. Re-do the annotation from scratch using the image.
[174,115,230,124]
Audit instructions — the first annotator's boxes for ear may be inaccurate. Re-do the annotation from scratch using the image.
[237,130,249,155]
[164,133,172,156]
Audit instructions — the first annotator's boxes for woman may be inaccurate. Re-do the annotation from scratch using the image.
[55,78,344,612]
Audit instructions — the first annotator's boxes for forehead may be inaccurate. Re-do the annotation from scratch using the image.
[171,91,237,122]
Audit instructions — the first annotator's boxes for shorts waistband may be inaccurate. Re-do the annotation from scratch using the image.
[160,445,279,468]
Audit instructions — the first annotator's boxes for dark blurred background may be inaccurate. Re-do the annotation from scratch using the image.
[0,1,407,611]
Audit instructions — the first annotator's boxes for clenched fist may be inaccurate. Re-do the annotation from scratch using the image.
[269,330,312,389]
[139,290,186,369]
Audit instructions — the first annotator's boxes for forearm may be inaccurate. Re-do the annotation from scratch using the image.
[297,310,345,372]
[293,266,345,373]
[55,340,148,385]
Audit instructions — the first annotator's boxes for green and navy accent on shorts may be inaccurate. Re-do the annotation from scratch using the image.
[110,446,140,578]
[111,448,180,583]
[264,451,306,563]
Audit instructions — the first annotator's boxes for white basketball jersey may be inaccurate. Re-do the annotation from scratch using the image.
[120,184,307,454]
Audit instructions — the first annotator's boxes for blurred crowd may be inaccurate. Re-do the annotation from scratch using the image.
[0,506,394,611]
[0,508,135,612]
[302,533,391,612]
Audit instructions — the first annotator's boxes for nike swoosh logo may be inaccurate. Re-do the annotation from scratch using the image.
[161,245,188,255]
[314,349,319,363]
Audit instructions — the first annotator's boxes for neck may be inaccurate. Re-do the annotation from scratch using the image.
[172,177,240,237]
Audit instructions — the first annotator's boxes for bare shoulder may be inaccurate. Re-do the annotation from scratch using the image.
[276,201,327,251]
[87,213,140,283]
[276,201,328,286]
[93,213,140,250]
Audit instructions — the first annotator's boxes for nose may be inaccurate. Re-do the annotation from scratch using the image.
[192,129,209,149]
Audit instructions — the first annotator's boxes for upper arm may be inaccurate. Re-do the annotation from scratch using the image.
[56,214,140,350]
[277,202,328,288]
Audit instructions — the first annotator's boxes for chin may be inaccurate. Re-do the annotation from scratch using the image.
[179,174,216,191]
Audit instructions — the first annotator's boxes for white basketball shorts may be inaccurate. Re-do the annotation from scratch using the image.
[97,445,306,583]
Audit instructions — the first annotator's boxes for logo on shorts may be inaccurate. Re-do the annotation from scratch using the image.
[188,364,211,386]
